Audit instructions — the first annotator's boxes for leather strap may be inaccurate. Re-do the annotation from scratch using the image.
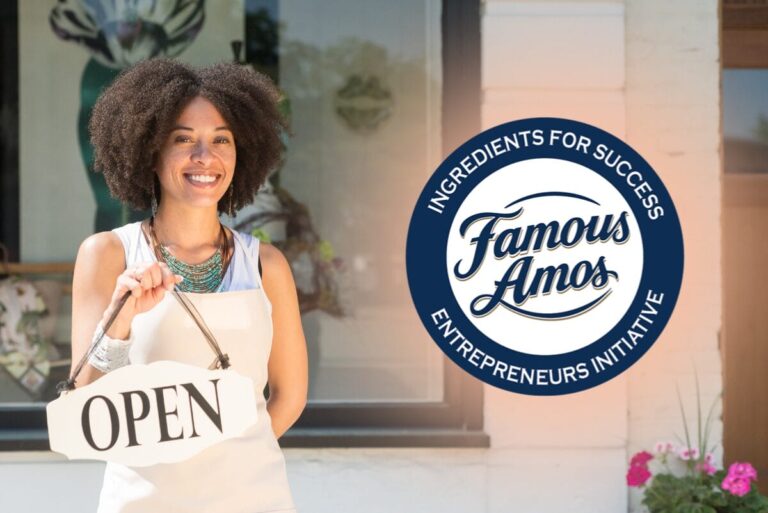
[170,289,231,371]
[141,220,231,370]
[58,290,133,393]
[58,284,232,394]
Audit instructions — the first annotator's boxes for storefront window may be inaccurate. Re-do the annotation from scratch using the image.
[237,0,445,403]
[723,69,768,174]
[0,0,485,448]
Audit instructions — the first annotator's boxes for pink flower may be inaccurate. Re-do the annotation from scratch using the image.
[722,475,752,497]
[721,462,758,497]
[728,462,758,481]
[627,451,654,487]
[694,452,717,475]
[654,441,675,455]
[630,451,654,467]
[627,464,652,487]
[696,461,717,476]
[678,447,700,461]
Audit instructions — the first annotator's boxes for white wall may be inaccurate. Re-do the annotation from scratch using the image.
[624,0,722,511]
[481,2,629,512]
[0,1,721,512]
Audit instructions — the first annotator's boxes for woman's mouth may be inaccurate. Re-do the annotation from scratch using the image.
[184,173,222,188]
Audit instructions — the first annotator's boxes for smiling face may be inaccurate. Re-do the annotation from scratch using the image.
[155,96,236,211]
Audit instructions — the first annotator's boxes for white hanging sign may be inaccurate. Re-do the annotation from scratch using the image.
[46,361,258,467]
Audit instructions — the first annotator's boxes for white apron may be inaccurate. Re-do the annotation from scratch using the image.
[97,224,297,513]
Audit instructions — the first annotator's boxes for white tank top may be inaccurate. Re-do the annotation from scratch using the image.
[96,221,297,513]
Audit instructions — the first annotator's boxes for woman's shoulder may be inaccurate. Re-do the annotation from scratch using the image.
[257,241,292,284]
[258,240,285,262]
[78,220,143,261]
[73,231,127,292]
[230,229,271,257]
[233,230,285,264]
[76,231,125,265]
[110,220,143,240]
[226,228,292,279]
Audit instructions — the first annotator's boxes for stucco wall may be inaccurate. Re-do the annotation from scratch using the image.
[624,0,722,511]
[482,2,629,512]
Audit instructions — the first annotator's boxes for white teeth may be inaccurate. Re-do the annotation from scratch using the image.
[188,174,217,183]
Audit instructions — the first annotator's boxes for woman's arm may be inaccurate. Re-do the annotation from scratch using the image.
[70,232,127,387]
[260,243,309,439]
[70,231,179,387]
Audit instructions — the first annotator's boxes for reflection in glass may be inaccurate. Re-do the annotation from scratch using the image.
[723,69,768,174]
[237,0,445,403]
[0,268,73,403]
[4,1,445,406]
[50,0,205,230]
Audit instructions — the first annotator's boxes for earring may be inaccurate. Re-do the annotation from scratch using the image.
[150,173,160,216]
[151,186,158,216]
[227,182,234,217]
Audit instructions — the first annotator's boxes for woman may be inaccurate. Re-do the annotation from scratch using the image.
[69,58,307,513]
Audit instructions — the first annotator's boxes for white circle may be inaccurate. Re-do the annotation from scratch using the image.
[446,158,643,356]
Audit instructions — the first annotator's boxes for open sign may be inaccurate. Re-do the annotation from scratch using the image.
[47,361,258,467]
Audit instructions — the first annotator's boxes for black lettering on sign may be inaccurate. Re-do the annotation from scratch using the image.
[81,395,119,451]
[181,379,223,438]
[153,385,184,443]
[120,390,150,448]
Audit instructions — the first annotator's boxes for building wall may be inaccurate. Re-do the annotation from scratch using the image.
[624,0,722,511]
[482,1,629,512]
[0,1,721,512]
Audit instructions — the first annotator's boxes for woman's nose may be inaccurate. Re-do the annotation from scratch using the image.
[191,140,214,167]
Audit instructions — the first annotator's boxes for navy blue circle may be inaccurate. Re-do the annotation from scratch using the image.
[406,118,684,395]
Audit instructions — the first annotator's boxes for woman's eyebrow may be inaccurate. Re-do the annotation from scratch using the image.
[171,125,231,131]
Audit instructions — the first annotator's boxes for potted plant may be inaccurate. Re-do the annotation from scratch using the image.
[627,384,768,512]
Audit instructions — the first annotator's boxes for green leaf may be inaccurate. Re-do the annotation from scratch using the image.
[694,369,703,458]
[250,227,272,243]
[676,384,693,467]
[702,391,722,458]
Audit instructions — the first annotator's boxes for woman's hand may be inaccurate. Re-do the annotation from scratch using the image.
[100,262,183,339]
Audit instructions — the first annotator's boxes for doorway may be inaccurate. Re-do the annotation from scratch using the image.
[722,0,768,493]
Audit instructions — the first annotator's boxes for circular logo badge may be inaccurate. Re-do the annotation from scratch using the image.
[406,118,684,395]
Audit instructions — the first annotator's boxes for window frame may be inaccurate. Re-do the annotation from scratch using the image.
[723,0,768,68]
[721,0,768,477]
[0,0,488,450]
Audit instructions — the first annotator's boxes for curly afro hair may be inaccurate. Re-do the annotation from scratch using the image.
[88,58,287,215]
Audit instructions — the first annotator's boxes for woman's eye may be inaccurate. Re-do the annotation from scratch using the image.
[172,134,231,144]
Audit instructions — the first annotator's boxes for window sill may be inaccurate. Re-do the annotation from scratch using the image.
[0,429,49,451]
[279,428,490,448]
[0,427,490,453]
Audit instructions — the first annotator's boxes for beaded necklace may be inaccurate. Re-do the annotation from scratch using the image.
[148,216,232,293]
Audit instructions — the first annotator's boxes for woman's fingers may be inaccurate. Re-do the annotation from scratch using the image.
[132,262,162,291]
[138,271,152,291]
[144,262,161,289]
[117,262,184,307]
[151,263,165,287]
[117,274,143,298]
[158,262,179,291]
[106,261,178,325]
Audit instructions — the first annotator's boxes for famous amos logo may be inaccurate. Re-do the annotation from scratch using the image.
[406,118,684,395]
